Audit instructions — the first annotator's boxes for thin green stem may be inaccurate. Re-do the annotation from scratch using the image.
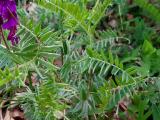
[0,26,10,50]
[118,4,124,31]
[61,48,64,65]
[28,71,35,91]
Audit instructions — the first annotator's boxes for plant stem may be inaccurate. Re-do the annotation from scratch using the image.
[0,26,10,50]
[118,4,124,31]
[28,71,34,91]
[61,48,64,65]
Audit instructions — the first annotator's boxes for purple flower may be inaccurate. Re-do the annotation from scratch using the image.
[0,0,19,45]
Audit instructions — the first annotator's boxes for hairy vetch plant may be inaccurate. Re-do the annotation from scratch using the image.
[0,0,159,120]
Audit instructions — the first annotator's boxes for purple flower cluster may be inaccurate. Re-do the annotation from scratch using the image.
[0,0,19,45]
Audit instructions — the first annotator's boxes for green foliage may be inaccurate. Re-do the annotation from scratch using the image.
[141,40,160,75]
[17,79,70,120]
[36,0,112,40]
[134,0,160,23]
[0,0,160,120]
[0,67,20,87]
